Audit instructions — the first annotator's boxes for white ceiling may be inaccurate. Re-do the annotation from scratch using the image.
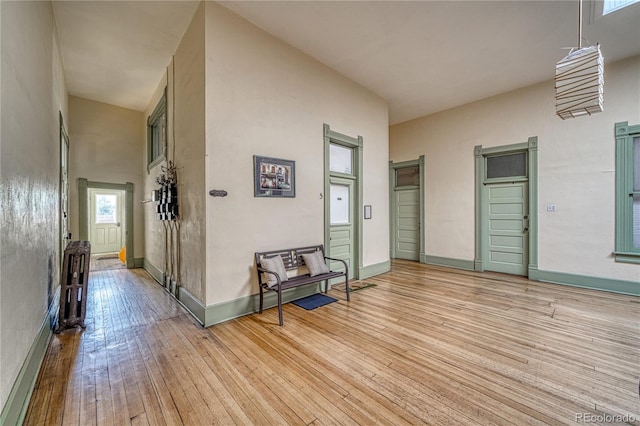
[53,1,640,124]
[52,0,200,111]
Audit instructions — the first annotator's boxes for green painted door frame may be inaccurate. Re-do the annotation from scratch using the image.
[58,112,70,305]
[78,178,135,268]
[324,123,363,281]
[474,137,539,278]
[389,156,425,261]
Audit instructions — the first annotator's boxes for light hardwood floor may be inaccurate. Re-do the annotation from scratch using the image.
[25,260,639,425]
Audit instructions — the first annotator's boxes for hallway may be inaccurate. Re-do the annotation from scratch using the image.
[25,262,640,425]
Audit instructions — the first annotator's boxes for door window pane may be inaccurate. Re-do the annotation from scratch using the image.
[96,194,117,223]
[486,153,527,179]
[396,166,420,186]
[330,144,352,174]
[330,184,350,224]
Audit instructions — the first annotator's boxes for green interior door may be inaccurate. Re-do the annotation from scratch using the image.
[485,182,529,275]
[329,177,354,280]
[89,189,123,254]
[395,188,420,260]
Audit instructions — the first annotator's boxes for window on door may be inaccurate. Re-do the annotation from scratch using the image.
[95,194,117,223]
[614,121,640,263]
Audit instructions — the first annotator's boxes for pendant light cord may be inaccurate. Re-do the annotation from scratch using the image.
[578,0,583,49]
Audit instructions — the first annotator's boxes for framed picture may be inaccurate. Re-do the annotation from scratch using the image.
[253,155,295,198]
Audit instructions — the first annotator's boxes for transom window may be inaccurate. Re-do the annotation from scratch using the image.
[603,0,639,14]
[486,152,527,180]
[329,143,353,175]
[147,88,167,171]
[395,165,420,187]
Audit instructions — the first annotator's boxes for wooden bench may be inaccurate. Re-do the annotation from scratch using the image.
[255,245,350,326]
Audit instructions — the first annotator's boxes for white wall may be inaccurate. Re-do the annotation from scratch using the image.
[143,2,206,301]
[204,2,389,305]
[0,0,67,410]
[390,56,640,282]
[68,96,144,258]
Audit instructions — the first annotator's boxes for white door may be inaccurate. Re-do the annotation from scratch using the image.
[89,189,124,254]
[329,177,354,280]
[485,182,529,275]
[395,188,420,260]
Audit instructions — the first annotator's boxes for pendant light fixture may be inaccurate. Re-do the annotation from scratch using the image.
[555,0,604,119]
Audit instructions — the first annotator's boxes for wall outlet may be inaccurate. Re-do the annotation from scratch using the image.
[547,204,557,212]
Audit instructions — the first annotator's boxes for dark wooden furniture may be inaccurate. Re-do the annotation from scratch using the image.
[55,240,91,333]
[255,245,349,326]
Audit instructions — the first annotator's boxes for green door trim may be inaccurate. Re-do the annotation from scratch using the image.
[323,123,362,280]
[58,112,70,304]
[389,156,425,261]
[474,137,539,278]
[614,121,640,263]
[78,178,135,268]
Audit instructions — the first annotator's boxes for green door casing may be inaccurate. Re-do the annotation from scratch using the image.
[485,181,529,276]
[324,124,363,283]
[395,188,420,261]
[474,138,538,278]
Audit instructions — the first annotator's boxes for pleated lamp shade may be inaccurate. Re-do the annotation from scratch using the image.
[555,45,604,119]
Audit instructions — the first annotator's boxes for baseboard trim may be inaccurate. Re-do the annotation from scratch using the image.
[143,258,164,284]
[141,259,321,328]
[0,293,58,426]
[537,270,639,296]
[203,284,319,328]
[359,260,391,280]
[424,255,475,271]
[142,259,205,325]
[177,286,206,325]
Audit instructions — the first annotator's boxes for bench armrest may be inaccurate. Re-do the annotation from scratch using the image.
[257,266,282,287]
[323,256,349,276]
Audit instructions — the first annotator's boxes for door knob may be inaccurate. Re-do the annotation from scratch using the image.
[523,227,529,232]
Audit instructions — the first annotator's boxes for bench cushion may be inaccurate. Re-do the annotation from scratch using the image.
[261,255,288,287]
[301,251,330,277]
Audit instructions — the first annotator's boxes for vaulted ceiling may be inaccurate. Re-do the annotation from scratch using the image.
[52,0,640,124]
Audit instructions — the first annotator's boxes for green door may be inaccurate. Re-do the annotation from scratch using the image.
[485,182,529,275]
[395,188,420,260]
[329,176,354,280]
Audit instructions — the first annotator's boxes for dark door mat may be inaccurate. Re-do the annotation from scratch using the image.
[292,294,337,310]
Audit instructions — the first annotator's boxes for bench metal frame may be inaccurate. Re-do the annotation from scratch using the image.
[255,244,350,326]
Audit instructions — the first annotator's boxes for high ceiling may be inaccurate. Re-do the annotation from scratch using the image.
[53,1,640,124]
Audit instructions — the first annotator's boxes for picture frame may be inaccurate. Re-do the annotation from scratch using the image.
[253,155,296,198]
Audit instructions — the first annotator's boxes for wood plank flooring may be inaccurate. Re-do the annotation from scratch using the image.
[25,260,639,425]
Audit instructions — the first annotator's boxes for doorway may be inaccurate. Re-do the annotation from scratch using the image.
[57,113,70,305]
[77,178,134,268]
[88,188,125,255]
[329,176,355,279]
[485,181,529,275]
[324,124,363,282]
[474,138,539,277]
[389,156,424,261]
